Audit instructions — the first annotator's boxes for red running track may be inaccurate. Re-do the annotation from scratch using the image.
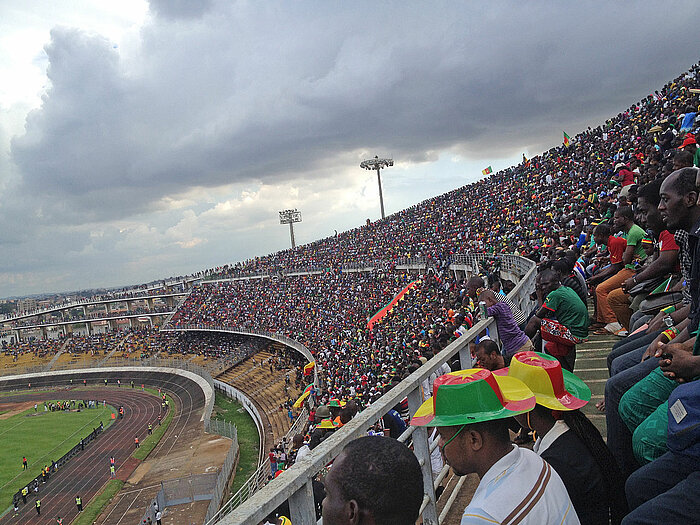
[0,388,163,525]
[97,375,204,525]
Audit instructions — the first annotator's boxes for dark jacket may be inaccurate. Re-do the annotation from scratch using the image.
[541,429,608,525]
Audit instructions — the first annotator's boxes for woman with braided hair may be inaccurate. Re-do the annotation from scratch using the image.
[555,408,626,524]
[502,351,627,525]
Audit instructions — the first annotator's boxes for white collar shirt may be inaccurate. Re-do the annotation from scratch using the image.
[533,420,570,455]
[461,445,580,525]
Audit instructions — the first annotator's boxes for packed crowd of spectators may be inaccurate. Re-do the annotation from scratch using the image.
[0,338,63,360]
[115,328,266,366]
[179,63,700,525]
[172,272,404,354]
[0,328,267,371]
[4,59,700,525]
[62,332,124,356]
[169,61,700,400]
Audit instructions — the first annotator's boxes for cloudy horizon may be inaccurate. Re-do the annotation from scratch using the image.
[2,1,700,298]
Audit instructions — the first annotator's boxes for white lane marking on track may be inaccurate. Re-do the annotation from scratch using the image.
[115,489,142,525]
[14,387,160,523]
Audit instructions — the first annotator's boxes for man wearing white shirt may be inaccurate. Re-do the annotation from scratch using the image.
[291,434,311,463]
[411,368,579,525]
[420,354,451,401]
[459,442,576,525]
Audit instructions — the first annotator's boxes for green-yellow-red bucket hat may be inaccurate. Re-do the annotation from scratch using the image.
[495,351,591,411]
[316,418,339,430]
[410,368,535,427]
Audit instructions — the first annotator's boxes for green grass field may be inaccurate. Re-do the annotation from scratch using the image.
[0,402,114,507]
[211,393,260,495]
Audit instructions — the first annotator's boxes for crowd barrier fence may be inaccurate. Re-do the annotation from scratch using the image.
[141,419,239,525]
[213,381,266,462]
[207,406,309,524]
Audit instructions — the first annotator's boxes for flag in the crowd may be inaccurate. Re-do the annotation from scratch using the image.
[482,166,493,176]
[522,154,530,166]
[293,384,314,408]
[650,276,674,295]
[303,361,315,376]
[367,280,421,330]
[563,131,571,147]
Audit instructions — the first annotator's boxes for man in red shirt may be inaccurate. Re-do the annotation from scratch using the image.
[269,449,277,475]
[588,223,627,329]
[613,162,636,188]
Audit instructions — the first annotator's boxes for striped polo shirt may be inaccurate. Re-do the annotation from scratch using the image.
[461,445,580,525]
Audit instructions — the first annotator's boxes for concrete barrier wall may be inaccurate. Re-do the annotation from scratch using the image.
[213,379,265,461]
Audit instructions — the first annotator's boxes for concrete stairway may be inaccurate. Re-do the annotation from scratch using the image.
[216,350,300,443]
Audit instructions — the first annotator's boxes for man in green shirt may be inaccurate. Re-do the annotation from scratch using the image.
[595,206,646,335]
[525,269,588,371]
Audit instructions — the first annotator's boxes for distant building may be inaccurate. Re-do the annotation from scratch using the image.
[17,298,37,313]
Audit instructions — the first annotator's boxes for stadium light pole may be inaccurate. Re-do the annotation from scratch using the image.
[279,209,302,249]
[360,155,394,220]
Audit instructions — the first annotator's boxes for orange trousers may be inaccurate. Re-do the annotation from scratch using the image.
[595,268,635,324]
[608,287,633,330]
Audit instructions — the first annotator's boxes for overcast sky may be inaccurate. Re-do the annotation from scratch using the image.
[2,1,700,298]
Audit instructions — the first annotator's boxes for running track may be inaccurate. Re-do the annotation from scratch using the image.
[0,371,205,525]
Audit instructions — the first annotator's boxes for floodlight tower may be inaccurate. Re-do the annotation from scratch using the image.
[360,155,394,220]
[279,209,302,249]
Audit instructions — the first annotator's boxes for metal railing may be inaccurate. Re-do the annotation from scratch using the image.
[200,260,396,279]
[201,269,271,282]
[212,253,536,525]
[204,420,240,524]
[161,291,192,326]
[2,291,187,323]
[207,406,309,523]
[142,473,219,524]
[214,381,266,462]
[140,420,239,525]
[7,308,174,331]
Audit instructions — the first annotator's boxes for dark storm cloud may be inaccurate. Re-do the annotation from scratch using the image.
[148,0,213,20]
[8,0,700,226]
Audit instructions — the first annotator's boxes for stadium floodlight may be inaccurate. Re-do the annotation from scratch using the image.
[279,209,302,249]
[360,155,394,220]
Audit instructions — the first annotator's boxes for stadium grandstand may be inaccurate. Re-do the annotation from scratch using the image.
[1,60,700,525]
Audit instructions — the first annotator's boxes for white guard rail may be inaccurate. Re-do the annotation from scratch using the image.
[214,380,266,463]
